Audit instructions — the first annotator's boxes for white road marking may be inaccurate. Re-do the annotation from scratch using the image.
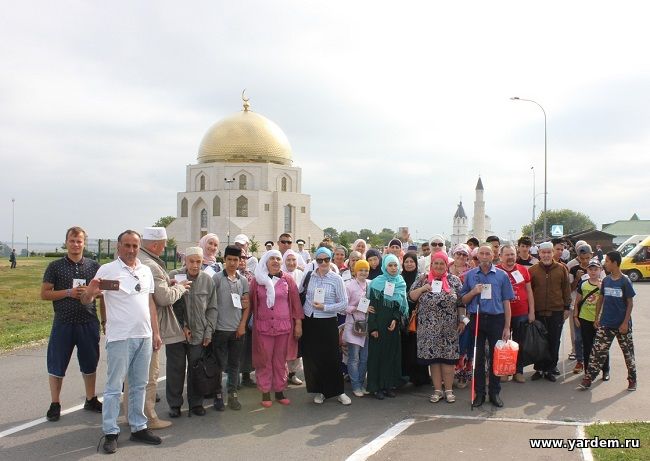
[0,375,166,439]
[346,418,416,461]
[576,424,593,461]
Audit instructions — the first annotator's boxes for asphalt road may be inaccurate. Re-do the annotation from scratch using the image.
[1,283,649,460]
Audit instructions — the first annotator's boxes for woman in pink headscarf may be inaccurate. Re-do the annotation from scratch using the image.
[409,251,466,404]
[198,233,223,273]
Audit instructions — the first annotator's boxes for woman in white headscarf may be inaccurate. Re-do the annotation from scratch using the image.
[353,239,368,259]
[249,250,304,407]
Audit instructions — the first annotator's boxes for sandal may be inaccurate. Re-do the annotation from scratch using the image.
[429,390,443,403]
[444,390,456,403]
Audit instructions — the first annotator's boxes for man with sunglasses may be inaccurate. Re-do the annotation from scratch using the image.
[83,230,163,454]
[278,233,306,270]
[138,227,192,428]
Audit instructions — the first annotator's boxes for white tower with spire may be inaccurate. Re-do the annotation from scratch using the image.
[451,201,469,245]
[472,177,486,242]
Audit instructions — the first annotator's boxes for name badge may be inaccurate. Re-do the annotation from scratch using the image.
[481,284,492,300]
[581,274,590,281]
[511,270,524,284]
[357,297,370,313]
[431,280,443,293]
[231,293,242,309]
[203,266,216,277]
[341,270,352,281]
[72,278,87,288]
[174,274,187,283]
[314,288,325,304]
[384,282,395,296]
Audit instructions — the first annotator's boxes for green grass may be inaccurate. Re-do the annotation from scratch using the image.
[0,257,54,350]
[586,422,650,461]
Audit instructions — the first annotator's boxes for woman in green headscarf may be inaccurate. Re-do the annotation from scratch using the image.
[367,254,408,399]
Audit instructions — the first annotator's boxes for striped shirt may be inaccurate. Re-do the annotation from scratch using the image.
[302,269,348,318]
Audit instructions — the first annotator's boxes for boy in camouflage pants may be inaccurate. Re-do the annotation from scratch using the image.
[579,251,636,391]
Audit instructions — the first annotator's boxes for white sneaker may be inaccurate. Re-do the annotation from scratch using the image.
[337,393,352,405]
[313,393,325,404]
[289,374,303,385]
[353,389,364,398]
[362,388,369,395]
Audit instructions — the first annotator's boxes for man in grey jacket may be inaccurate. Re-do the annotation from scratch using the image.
[138,227,190,429]
[169,247,218,416]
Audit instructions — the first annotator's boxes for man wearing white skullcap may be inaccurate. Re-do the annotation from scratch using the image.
[529,241,571,383]
[138,227,192,429]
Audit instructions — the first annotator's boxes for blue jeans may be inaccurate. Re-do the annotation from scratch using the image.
[347,338,368,391]
[573,320,584,362]
[103,338,152,435]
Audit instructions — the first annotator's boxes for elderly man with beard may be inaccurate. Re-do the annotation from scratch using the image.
[529,242,572,382]
[497,244,535,383]
[138,227,191,429]
[461,245,514,408]
[168,247,217,417]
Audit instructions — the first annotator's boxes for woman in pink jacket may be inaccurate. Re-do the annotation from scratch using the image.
[250,250,304,407]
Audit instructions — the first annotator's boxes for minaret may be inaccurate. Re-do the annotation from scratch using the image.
[451,201,468,245]
[472,176,486,242]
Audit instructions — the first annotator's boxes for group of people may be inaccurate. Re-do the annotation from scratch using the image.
[40,227,638,454]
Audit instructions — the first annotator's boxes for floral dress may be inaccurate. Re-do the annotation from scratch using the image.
[411,274,463,365]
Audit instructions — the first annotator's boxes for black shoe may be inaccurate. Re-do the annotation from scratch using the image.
[84,396,103,413]
[102,433,118,454]
[241,378,257,388]
[168,407,181,418]
[228,392,242,410]
[384,389,396,398]
[374,391,385,400]
[602,372,610,382]
[531,371,543,381]
[46,402,61,422]
[472,394,485,408]
[213,394,225,411]
[551,368,560,376]
[489,394,504,407]
[191,406,206,416]
[544,372,557,382]
[130,429,161,445]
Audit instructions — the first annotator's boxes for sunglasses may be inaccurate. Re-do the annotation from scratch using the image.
[316,257,331,264]
[432,242,444,247]
[454,252,468,257]
[280,240,292,245]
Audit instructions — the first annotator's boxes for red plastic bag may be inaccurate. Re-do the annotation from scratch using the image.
[493,340,519,376]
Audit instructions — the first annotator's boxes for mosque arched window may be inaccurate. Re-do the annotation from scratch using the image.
[199,175,206,191]
[284,205,292,233]
[181,198,188,217]
[281,177,287,192]
[212,196,220,216]
[236,196,248,217]
[239,174,247,190]
[200,209,208,228]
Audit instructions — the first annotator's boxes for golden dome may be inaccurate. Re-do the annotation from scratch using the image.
[197,97,292,165]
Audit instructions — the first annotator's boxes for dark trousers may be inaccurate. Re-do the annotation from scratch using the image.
[579,318,609,373]
[534,311,564,373]
[166,342,204,409]
[510,315,528,374]
[470,313,505,397]
[213,330,245,394]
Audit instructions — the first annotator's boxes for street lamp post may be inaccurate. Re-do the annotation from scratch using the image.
[224,177,235,245]
[26,235,29,258]
[511,97,548,239]
[530,166,536,243]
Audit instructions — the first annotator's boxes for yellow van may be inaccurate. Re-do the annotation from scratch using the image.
[621,236,650,282]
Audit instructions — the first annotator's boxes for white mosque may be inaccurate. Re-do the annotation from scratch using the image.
[166,94,324,251]
[450,177,493,245]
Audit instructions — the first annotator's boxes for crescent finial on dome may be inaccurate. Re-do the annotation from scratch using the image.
[242,89,251,112]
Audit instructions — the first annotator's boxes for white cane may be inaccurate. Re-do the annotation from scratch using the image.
[470,302,480,411]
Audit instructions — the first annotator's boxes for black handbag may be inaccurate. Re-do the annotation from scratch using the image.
[191,346,220,396]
